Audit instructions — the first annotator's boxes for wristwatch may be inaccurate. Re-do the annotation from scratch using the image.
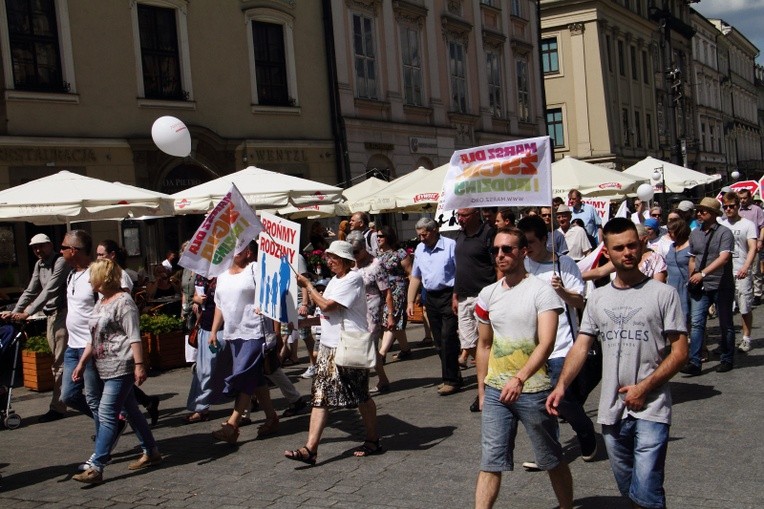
[700,271,706,278]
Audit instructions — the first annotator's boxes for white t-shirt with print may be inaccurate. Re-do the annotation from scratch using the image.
[719,216,757,272]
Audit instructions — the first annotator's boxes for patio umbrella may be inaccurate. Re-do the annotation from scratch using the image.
[350,167,432,213]
[0,170,175,225]
[624,156,721,193]
[376,163,449,212]
[172,166,343,215]
[277,176,388,218]
[552,156,648,199]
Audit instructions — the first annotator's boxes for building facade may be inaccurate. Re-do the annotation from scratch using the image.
[330,0,546,183]
[0,0,336,280]
[708,18,762,181]
[690,10,725,175]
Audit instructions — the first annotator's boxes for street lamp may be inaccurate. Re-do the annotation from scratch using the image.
[652,165,667,220]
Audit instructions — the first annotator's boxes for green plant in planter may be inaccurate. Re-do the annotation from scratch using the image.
[140,313,184,334]
[24,335,52,354]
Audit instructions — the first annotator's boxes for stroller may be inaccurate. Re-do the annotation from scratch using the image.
[0,321,26,430]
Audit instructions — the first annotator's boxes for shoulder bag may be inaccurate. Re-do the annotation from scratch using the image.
[334,307,376,369]
[688,227,716,297]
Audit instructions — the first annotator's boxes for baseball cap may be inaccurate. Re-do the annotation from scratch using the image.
[29,233,51,245]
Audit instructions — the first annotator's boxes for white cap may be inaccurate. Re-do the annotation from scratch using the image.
[29,233,52,246]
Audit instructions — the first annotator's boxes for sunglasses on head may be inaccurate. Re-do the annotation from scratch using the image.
[490,245,520,255]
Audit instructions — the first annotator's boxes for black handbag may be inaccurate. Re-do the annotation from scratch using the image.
[689,227,716,297]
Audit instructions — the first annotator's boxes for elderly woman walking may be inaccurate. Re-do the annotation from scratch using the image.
[72,259,161,484]
[286,240,381,465]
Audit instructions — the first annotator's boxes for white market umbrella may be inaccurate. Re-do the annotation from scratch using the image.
[277,176,388,218]
[172,166,343,214]
[379,163,449,212]
[624,156,721,193]
[552,156,648,199]
[0,170,175,225]
[351,167,431,213]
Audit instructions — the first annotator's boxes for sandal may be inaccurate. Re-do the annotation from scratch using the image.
[284,446,317,465]
[256,418,280,439]
[184,411,210,424]
[354,438,383,457]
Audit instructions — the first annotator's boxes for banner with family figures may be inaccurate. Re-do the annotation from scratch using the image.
[441,136,553,210]
[179,184,263,278]
[256,212,300,328]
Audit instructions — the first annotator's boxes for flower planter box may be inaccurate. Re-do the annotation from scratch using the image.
[144,331,186,371]
[22,350,54,392]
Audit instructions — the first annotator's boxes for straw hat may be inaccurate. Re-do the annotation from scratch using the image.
[696,197,722,216]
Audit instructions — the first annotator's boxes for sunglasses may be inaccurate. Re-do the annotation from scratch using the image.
[650,213,661,217]
[60,245,79,251]
[490,245,520,256]
[540,213,551,218]
[722,204,737,209]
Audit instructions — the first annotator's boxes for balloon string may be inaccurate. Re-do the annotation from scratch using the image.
[186,155,222,179]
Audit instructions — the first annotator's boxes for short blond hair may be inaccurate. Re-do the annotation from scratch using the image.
[89,258,123,294]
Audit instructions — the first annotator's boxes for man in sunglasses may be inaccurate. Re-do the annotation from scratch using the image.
[2,233,71,422]
[682,197,735,375]
[719,192,757,353]
[59,230,99,420]
[474,227,572,509]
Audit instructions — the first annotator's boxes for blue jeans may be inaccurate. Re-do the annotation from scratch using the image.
[689,287,735,367]
[91,374,157,470]
[480,386,562,472]
[602,416,669,509]
[547,357,595,440]
[60,347,99,418]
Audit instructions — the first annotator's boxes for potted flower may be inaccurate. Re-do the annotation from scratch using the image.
[139,313,185,370]
[22,335,54,391]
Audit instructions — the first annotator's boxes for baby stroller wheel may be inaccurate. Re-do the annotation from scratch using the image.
[4,412,21,429]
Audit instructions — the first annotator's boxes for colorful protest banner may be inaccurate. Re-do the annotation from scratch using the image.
[179,184,263,278]
[441,136,553,210]
[255,212,301,328]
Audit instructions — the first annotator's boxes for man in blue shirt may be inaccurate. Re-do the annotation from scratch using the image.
[407,218,461,395]
[568,189,602,244]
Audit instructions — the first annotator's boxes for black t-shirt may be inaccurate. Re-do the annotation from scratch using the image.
[454,222,496,297]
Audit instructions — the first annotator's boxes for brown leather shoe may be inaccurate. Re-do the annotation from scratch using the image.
[73,467,103,484]
[438,384,459,396]
[128,451,162,470]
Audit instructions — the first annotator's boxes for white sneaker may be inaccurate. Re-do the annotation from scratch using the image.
[739,338,752,352]
[522,461,540,471]
[300,364,317,378]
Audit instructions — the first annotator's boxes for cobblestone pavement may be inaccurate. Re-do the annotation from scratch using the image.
[0,319,762,508]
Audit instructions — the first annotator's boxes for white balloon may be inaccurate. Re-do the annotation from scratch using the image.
[151,116,191,157]
[731,170,740,180]
[637,183,654,202]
